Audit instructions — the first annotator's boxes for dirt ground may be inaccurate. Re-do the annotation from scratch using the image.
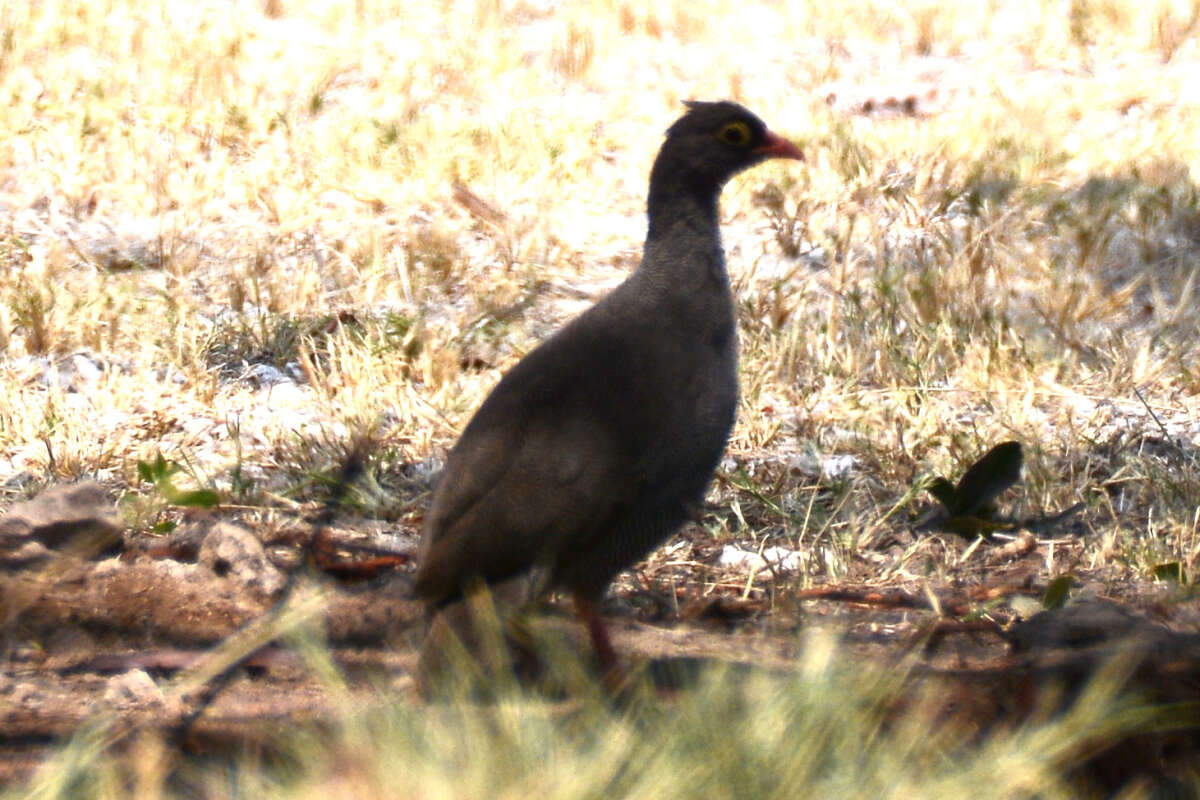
[3,479,1200,790]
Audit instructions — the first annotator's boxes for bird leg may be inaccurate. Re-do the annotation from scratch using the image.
[572,592,624,688]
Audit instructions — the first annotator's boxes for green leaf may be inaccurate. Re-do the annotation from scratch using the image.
[1152,562,1185,583]
[152,452,171,480]
[953,441,1023,517]
[1042,574,1073,609]
[161,486,220,508]
[138,452,175,484]
[136,453,217,508]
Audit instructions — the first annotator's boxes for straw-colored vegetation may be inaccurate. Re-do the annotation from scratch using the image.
[22,628,1152,799]
[3,0,1200,795]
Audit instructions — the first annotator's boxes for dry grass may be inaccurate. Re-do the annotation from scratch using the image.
[2,0,1200,791]
[3,0,1200,584]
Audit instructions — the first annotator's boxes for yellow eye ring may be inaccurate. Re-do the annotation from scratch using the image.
[717,121,752,147]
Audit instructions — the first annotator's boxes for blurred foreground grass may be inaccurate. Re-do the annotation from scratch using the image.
[17,630,1163,800]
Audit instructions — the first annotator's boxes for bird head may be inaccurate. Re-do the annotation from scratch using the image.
[656,100,803,192]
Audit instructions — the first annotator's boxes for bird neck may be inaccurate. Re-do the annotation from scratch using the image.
[645,158,722,241]
[631,149,735,318]
[638,190,729,299]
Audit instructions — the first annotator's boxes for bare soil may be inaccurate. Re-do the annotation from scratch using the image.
[3,489,1200,791]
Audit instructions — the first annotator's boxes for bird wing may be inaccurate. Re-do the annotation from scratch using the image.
[414,327,649,603]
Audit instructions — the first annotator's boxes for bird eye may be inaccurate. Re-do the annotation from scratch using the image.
[717,121,751,147]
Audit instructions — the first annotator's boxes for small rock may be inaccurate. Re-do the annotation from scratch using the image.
[717,544,801,573]
[821,454,857,479]
[102,669,166,711]
[74,219,162,271]
[6,681,44,708]
[163,522,209,561]
[0,540,51,566]
[196,521,286,597]
[788,452,858,480]
[0,481,122,553]
[246,363,289,386]
[405,455,445,489]
[20,352,117,392]
[3,471,37,490]
[90,557,125,578]
[67,353,103,384]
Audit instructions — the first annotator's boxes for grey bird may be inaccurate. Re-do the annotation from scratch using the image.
[415,101,803,673]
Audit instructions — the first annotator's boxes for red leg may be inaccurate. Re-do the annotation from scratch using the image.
[572,592,624,688]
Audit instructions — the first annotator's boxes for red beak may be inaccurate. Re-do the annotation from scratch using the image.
[753,129,804,161]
